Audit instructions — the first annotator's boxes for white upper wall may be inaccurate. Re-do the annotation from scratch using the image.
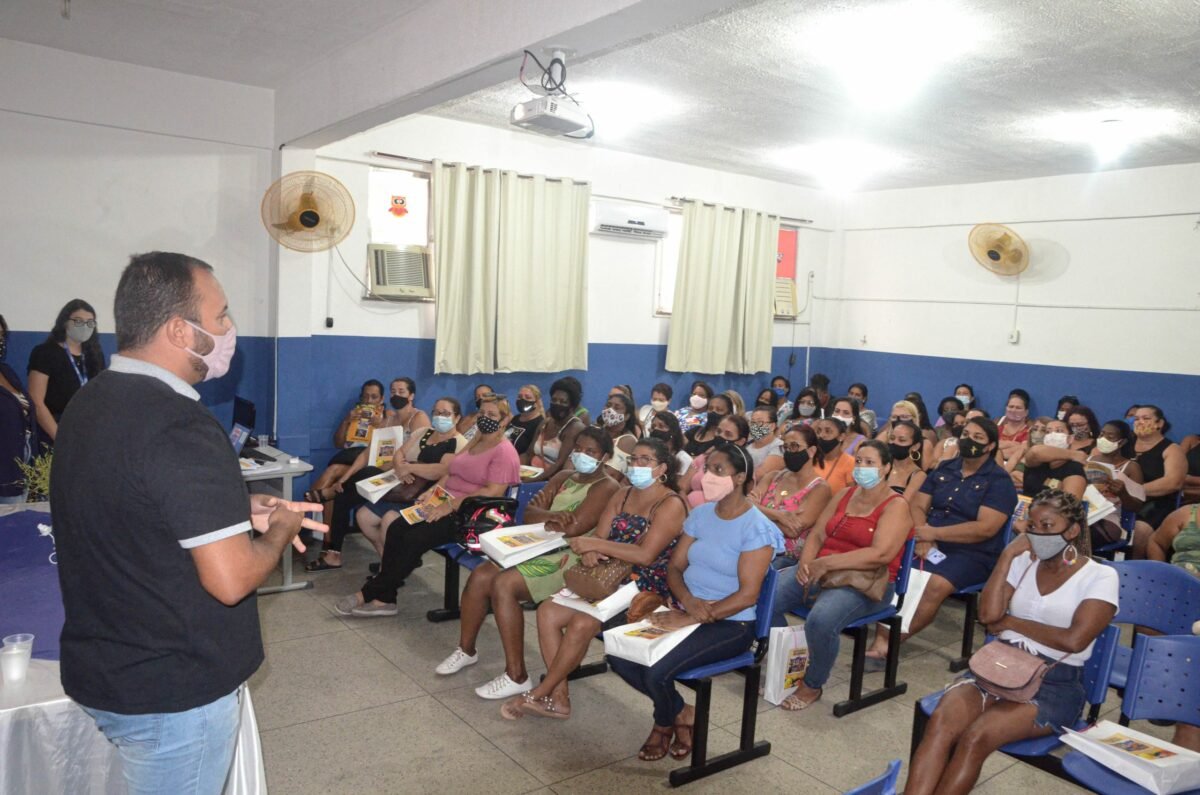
[829,163,1200,375]
[299,113,833,348]
[0,39,275,336]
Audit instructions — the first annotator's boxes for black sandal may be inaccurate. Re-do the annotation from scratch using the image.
[305,554,342,572]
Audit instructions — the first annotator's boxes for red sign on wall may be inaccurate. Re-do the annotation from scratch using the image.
[776,228,797,279]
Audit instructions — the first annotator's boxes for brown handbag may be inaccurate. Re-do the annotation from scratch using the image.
[563,558,634,602]
[817,566,890,602]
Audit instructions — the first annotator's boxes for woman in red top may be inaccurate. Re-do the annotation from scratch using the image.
[769,440,913,711]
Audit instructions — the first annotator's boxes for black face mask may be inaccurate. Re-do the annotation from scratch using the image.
[816,437,840,454]
[650,428,672,443]
[888,442,911,461]
[783,449,810,472]
[958,437,989,459]
[476,415,501,435]
[549,404,570,421]
[390,395,409,410]
[940,411,957,426]
[705,411,726,429]
[516,399,535,414]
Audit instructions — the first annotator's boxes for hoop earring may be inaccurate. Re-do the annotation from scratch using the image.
[1062,544,1079,566]
[910,447,921,463]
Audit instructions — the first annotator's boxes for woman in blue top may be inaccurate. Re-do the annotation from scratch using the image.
[608,442,783,762]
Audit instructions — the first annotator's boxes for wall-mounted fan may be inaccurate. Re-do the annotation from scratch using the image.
[260,171,355,252]
[968,223,1029,276]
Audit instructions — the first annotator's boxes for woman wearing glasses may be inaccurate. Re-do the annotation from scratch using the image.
[27,299,106,442]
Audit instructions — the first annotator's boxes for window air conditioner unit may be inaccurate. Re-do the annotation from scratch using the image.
[366,244,433,301]
[591,202,669,241]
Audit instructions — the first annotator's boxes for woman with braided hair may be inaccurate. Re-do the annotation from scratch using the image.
[908,489,1119,795]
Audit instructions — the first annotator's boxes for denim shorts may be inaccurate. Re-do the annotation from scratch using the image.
[954,658,1085,733]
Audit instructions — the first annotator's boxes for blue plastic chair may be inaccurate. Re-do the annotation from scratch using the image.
[911,625,1121,774]
[1094,509,1138,561]
[845,759,901,795]
[1064,634,1200,794]
[1096,561,1200,717]
[948,517,1015,672]
[513,480,548,524]
[667,566,778,786]
[789,538,916,717]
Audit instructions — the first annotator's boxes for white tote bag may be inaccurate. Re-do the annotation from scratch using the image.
[223,685,268,795]
[762,624,809,706]
[894,567,932,635]
[1062,721,1200,795]
[603,611,701,667]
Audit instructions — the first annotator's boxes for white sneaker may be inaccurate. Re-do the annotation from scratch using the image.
[474,672,533,700]
[435,647,479,676]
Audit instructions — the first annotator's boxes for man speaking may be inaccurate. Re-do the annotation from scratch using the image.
[51,252,324,794]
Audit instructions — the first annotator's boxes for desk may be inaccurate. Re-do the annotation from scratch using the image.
[242,445,314,596]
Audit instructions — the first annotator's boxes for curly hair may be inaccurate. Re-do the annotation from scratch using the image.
[1030,488,1091,557]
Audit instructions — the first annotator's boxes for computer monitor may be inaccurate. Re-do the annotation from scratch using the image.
[232,396,256,435]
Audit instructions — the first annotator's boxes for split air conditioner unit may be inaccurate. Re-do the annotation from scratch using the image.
[366,244,433,300]
[591,202,670,241]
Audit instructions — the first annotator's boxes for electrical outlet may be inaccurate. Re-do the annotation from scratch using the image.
[1008,329,1020,344]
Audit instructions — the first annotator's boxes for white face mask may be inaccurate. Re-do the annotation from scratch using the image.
[1043,432,1070,449]
[1056,411,1067,421]
[1095,437,1120,455]
[184,320,237,382]
[651,399,668,412]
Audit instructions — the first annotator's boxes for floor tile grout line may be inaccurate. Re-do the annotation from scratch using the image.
[255,691,432,734]
[425,688,552,787]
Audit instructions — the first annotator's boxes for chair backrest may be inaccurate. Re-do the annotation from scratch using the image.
[844,759,901,795]
[1120,509,1137,534]
[753,566,779,642]
[1105,560,1200,633]
[1123,634,1200,724]
[892,537,918,602]
[513,481,548,524]
[1081,625,1121,707]
[1000,515,1015,546]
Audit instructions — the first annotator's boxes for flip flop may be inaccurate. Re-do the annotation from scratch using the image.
[305,556,342,572]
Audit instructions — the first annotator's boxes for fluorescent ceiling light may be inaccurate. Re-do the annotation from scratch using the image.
[572,81,685,139]
[801,0,985,109]
[774,140,904,192]
[1026,108,1184,164]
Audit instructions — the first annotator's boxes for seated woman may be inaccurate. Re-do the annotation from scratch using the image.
[753,423,832,564]
[304,379,386,509]
[848,382,876,433]
[1064,406,1099,455]
[771,375,793,424]
[907,490,1118,795]
[789,388,820,426]
[1149,502,1200,576]
[307,397,466,571]
[674,380,713,432]
[334,394,521,616]
[597,391,641,480]
[502,438,687,721]
[1130,404,1186,529]
[638,382,673,429]
[771,441,914,710]
[829,396,871,455]
[746,405,783,481]
[530,378,586,481]
[953,383,978,412]
[1086,420,1151,556]
[997,388,1033,476]
[931,411,968,466]
[885,420,928,499]
[681,413,749,508]
[904,392,940,447]
[1055,394,1081,422]
[812,417,856,492]
[384,377,432,436]
[608,443,782,761]
[647,409,693,490]
[868,417,1018,661]
[435,429,621,699]
[750,387,780,421]
[935,396,962,437]
[1020,418,1087,506]
[508,384,545,465]
[874,400,934,466]
[682,393,734,458]
[457,383,494,436]
[723,389,746,418]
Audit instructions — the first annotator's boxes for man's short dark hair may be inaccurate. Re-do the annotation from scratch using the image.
[114,252,213,351]
[810,372,830,391]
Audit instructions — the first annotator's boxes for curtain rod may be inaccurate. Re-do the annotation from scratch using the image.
[670,195,813,225]
[369,150,586,185]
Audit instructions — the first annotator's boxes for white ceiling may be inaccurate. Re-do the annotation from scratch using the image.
[429,0,1200,191]
[0,0,430,88]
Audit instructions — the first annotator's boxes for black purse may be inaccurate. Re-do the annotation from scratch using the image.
[456,496,518,551]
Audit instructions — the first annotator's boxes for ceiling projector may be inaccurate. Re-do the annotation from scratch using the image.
[510,96,590,136]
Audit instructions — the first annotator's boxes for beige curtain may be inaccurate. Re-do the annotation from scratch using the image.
[432,161,500,374]
[665,201,779,374]
[495,172,590,372]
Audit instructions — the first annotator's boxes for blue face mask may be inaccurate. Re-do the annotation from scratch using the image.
[431,415,455,433]
[773,386,788,397]
[956,395,971,408]
[628,466,657,489]
[570,451,600,474]
[852,466,882,489]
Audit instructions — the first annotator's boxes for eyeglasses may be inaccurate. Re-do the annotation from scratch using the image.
[628,455,659,467]
[432,410,456,418]
[69,318,97,328]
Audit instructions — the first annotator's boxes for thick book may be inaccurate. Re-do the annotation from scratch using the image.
[551,581,639,621]
[478,523,565,568]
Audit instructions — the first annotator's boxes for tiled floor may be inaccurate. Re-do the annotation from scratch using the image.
[251,537,1103,794]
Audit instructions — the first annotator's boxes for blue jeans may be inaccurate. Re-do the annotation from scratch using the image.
[771,565,895,689]
[81,687,240,795]
[608,620,756,726]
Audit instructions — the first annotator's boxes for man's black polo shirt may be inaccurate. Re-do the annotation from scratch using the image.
[50,354,262,714]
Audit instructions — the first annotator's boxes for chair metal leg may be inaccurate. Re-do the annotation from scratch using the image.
[910,698,929,761]
[669,668,771,787]
[426,553,461,622]
[948,593,977,672]
[834,621,908,717]
[567,660,609,680]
